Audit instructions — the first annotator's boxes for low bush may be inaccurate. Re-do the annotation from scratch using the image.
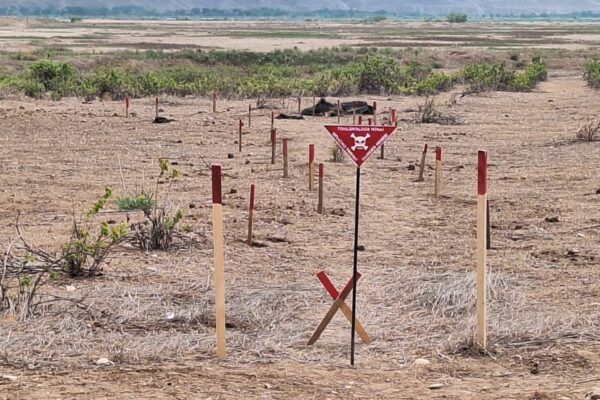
[584,60,600,88]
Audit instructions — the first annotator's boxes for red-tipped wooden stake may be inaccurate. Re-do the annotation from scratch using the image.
[238,120,243,152]
[358,115,362,125]
[283,138,289,178]
[211,165,226,357]
[155,97,159,119]
[308,144,315,191]
[248,104,252,127]
[297,96,302,114]
[270,111,274,132]
[271,128,277,165]
[125,97,130,118]
[477,150,488,349]
[418,144,428,182]
[212,91,217,113]
[337,99,341,123]
[317,163,324,214]
[373,101,377,125]
[247,184,255,246]
[434,147,442,198]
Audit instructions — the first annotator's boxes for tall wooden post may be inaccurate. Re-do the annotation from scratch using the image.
[418,144,428,182]
[297,96,301,114]
[247,184,255,246]
[248,104,252,127]
[317,163,324,214]
[373,101,377,125]
[125,97,130,118]
[271,128,276,165]
[238,120,243,152]
[477,150,488,348]
[211,165,226,357]
[283,138,289,178]
[270,111,274,132]
[155,97,159,119]
[434,147,442,198]
[212,92,217,113]
[308,144,315,191]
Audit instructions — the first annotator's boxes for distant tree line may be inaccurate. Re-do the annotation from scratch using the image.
[1,6,600,19]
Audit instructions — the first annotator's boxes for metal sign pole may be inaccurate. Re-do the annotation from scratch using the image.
[350,166,361,366]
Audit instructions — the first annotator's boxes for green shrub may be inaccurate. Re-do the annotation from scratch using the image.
[585,60,600,88]
[447,13,468,23]
[29,60,75,92]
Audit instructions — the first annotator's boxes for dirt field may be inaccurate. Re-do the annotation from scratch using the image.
[0,18,599,400]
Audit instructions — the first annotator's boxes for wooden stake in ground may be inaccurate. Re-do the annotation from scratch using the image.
[337,99,341,124]
[238,120,243,152]
[487,199,491,250]
[270,111,274,132]
[317,163,324,214]
[125,97,130,118]
[368,118,372,126]
[271,128,277,165]
[476,150,488,349]
[155,97,159,119]
[212,92,217,113]
[211,165,226,357]
[434,147,442,198]
[353,108,356,124]
[283,138,289,178]
[247,184,255,246]
[248,104,252,127]
[358,116,362,125]
[391,109,397,126]
[297,96,302,114]
[418,144,428,182]
[308,144,315,191]
[312,96,316,116]
[373,101,377,125]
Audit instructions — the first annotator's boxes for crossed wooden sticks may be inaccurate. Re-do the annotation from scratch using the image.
[307,271,371,345]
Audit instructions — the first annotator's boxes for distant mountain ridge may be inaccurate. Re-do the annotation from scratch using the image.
[4,0,600,14]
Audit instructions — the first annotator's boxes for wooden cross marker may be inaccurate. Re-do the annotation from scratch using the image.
[307,273,360,345]
[316,272,371,344]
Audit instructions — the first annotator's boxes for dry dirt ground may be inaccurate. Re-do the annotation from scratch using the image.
[0,61,599,398]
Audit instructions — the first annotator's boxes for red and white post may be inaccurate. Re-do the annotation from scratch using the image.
[308,144,315,191]
[434,147,442,198]
[211,165,226,357]
[247,184,255,246]
[317,163,324,214]
[283,138,289,178]
[477,150,488,348]
[418,144,428,182]
[271,128,277,165]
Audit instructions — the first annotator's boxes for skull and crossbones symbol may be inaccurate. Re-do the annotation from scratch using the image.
[351,133,370,151]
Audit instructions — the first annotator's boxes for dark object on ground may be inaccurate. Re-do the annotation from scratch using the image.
[276,113,304,120]
[596,188,600,194]
[301,98,374,116]
[545,216,559,223]
[153,116,174,124]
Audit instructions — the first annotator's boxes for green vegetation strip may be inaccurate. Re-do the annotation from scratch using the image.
[0,48,548,99]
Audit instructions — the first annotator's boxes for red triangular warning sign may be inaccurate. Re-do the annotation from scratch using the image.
[325,125,397,167]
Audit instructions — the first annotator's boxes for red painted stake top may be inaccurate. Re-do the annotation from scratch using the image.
[211,165,222,205]
[478,150,488,195]
[435,147,442,161]
[283,138,288,156]
[319,163,324,178]
[249,184,255,209]
[309,144,315,164]
[125,97,130,107]
[317,271,362,298]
